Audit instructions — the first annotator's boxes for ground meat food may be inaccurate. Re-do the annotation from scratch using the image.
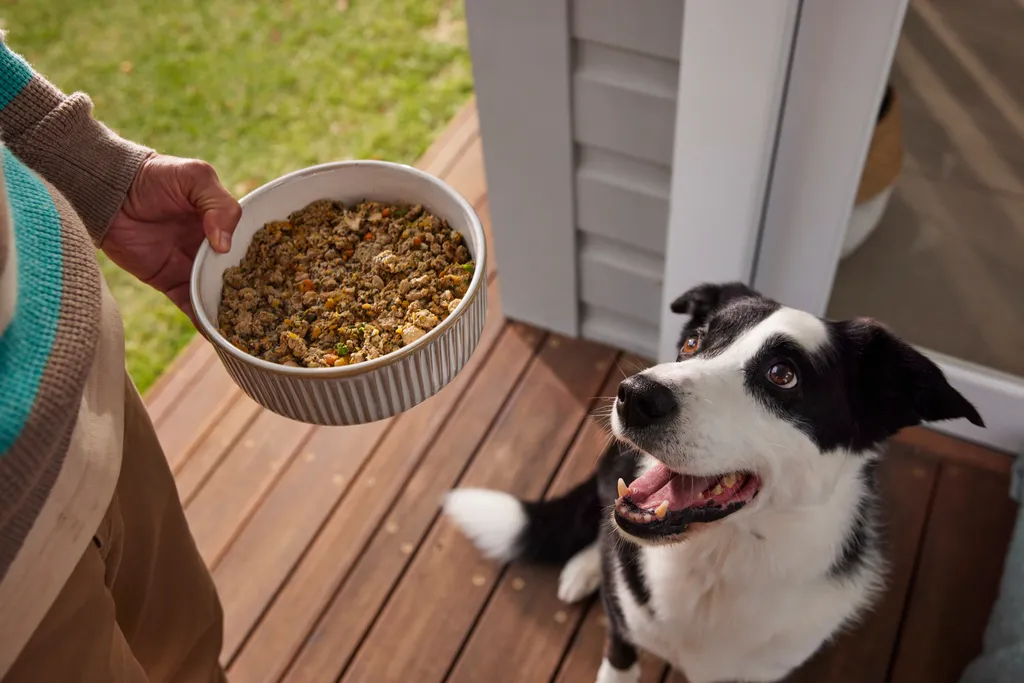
[217,200,475,368]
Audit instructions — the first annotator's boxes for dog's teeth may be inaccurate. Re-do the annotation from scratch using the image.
[654,501,669,520]
[617,478,629,499]
[722,473,737,489]
[697,491,704,500]
[712,484,724,496]
[643,514,654,523]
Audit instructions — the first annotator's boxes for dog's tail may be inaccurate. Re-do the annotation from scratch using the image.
[443,474,602,565]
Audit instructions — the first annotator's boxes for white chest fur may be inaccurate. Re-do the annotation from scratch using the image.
[610,477,883,683]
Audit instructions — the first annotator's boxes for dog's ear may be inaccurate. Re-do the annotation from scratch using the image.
[669,282,760,317]
[845,318,984,433]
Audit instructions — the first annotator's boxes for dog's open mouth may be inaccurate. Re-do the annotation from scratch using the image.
[613,463,761,540]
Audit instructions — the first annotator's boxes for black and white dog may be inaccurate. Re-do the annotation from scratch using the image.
[443,282,983,683]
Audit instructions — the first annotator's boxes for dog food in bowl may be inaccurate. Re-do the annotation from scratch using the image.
[189,160,488,426]
[217,199,476,369]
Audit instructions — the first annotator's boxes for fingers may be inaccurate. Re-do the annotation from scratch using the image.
[182,160,242,254]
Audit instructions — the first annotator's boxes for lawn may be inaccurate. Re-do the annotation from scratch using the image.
[2,0,473,392]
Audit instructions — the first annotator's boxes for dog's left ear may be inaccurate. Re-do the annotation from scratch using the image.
[847,318,984,432]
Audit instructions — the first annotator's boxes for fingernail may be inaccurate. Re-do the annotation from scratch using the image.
[217,231,232,252]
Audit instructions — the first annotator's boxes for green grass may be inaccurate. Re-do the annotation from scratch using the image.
[2,0,473,392]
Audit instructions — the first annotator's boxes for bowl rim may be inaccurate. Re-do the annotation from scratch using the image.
[189,159,488,379]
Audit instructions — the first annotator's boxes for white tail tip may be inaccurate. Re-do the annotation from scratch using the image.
[442,488,528,562]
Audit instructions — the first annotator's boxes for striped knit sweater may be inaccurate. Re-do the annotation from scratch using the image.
[0,36,153,669]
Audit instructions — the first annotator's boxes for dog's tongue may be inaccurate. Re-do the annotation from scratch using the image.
[627,463,718,511]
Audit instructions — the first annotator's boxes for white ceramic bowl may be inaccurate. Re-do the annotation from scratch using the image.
[190,161,488,425]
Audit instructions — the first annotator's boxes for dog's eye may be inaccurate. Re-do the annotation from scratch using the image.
[766,363,798,389]
[680,334,701,356]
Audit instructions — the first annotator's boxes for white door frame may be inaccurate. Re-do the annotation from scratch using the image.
[749,0,1024,453]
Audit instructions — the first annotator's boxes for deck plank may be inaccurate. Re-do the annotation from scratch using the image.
[336,338,618,683]
[895,426,1014,476]
[446,359,650,683]
[144,336,211,415]
[443,136,487,207]
[889,462,1018,683]
[212,416,392,658]
[174,396,261,503]
[184,410,316,566]
[784,447,940,682]
[416,99,479,177]
[156,360,237,472]
[445,367,624,683]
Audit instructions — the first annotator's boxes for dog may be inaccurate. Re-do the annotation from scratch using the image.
[442,282,983,683]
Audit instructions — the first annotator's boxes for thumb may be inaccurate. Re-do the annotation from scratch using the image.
[182,160,242,253]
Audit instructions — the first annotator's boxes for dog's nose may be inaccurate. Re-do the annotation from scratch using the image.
[616,376,677,428]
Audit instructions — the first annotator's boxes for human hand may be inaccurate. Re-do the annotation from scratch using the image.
[104,154,242,322]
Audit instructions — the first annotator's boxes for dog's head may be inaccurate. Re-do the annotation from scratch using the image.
[611,282,983,544]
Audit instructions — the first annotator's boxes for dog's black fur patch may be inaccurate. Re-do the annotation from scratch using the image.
[614,536,651,607]
[595,443,648,668]
[739,319,983,453]
[518,474,601,565]
[604,628,639,672]
[600,549,629,641]
[830,458,882,578]
[671,281,771,358]
[689,298,782,360]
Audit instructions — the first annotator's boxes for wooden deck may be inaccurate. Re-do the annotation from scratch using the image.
[147,101,1019,683]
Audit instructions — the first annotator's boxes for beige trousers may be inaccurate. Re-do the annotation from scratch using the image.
[3,375,227,683]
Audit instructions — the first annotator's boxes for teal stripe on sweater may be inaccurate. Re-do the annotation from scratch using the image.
[0,147,64,454]
[0,43,33,110]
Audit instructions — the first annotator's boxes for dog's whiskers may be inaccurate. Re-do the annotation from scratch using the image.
[614,361,631,380]
[594,432,616,463]
[621,356,645,375]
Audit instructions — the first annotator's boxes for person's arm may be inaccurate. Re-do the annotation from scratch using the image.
[0,36,152,246]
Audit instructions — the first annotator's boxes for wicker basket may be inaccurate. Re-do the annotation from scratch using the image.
[843,85,903,257]
[856,86,903,204]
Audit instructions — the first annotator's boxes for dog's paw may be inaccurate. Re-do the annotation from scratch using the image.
[558,543,602,603]
[596,659,640,683]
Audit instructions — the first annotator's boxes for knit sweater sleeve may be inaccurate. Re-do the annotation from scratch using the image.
[0,205,13,337]
[0,36,152,246]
